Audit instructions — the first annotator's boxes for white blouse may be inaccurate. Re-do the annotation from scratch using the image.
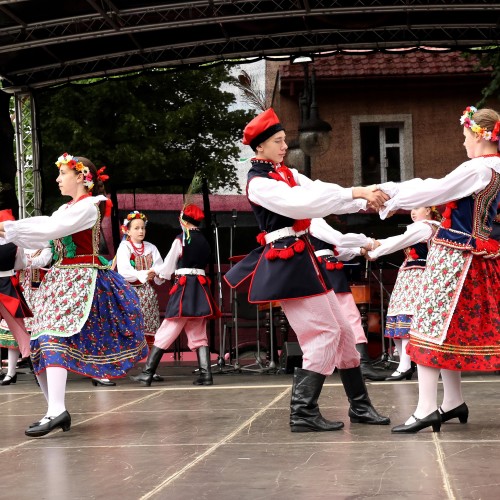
[116,240,164,285]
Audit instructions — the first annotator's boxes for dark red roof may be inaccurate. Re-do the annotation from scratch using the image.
[280,51,488,80]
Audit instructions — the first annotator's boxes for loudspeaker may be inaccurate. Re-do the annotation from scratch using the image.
[280,342,303,373]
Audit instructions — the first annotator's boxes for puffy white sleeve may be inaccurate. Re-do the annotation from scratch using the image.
[248,170,364,219]
[336,246,362,261]
[379,160,495,219]
[27,247,53,268]
[153,238,182,280]
[368,221,434,259]
[3,197,103,248]
[309,218,373,248]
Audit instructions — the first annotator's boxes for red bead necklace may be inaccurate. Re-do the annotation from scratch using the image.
[129,239,145,256]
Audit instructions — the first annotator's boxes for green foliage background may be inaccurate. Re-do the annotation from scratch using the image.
[35,66,253,213]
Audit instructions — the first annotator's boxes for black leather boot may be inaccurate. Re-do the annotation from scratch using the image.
[130,346,165,386]
[290,367,344,432]
[356,343,388,381]
[339,366,390,425]
[193,346,213,385]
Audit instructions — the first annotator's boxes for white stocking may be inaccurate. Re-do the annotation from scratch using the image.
[405,364,440,424]
[397,339,412,373]
[46,366,67,417]
[440,369,464,412]
[7,348,20,377]
[36,370,49,403]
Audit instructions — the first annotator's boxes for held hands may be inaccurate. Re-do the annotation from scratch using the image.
[146,269,156,281]
[352,185,390,212]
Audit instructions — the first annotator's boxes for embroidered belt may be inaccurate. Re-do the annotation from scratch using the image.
[314,249,334,258]
[0,270,15,277]
[175,268,205,276]
[265,227,308,244]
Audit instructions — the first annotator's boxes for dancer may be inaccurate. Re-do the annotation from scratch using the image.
[366,206,441,381]
[0,209,32,386]
[308,217,388,381]
[0,153,148,437]
[131,204,220,387]
[225,108,390,432]
[99,211,164,387]
[377,106,500,433]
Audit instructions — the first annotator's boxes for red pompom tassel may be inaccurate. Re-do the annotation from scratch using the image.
[293,239,305,253]
[198,275,207,285]
[256,231,267,246]
[325,261,336,270]
[335,262,344,270]
[179,276,187,286]
[279,247,295,260]
[409,248,419,260]
[292,219,311,232]
[317,256,323,264]
[169,284,178,295]
[265,248,279,260]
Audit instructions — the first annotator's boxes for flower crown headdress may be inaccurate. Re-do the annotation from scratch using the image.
[121,211,148,235]
[460,106,500,142]
[55,152,109,191]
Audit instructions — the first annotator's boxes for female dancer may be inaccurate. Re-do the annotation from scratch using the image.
[367,206,441,381]
[131,204,220,386]
[0,153,148,437]
[225,108,390,432]
[378,106,500,433]
[0,209,32,385]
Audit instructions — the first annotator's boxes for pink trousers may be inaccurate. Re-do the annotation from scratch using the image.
[336,293,367,345]
[153,317,208,352]
[280,290,360,376]
[0,303,30,358]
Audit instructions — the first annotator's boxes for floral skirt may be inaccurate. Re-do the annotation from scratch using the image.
[30,269,148,378]
[133,282,160,335]
[385,314,412,339]
[408,256,500,370]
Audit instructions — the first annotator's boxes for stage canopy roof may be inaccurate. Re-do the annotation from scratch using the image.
[0,0,499,90]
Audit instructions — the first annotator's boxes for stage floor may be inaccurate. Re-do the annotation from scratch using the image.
[1,363,499,500]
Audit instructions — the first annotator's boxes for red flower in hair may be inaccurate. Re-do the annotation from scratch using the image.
[492,120,500,141]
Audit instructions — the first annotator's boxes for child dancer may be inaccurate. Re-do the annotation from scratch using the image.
[131,204,220,386]
[367,207,441,381]
[0,153,148,437]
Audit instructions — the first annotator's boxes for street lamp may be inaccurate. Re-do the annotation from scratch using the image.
[293,56,332,178]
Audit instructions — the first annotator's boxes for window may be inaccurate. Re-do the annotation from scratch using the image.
[352,114,413,185]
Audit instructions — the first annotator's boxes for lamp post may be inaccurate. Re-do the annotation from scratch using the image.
[293,57,332,178]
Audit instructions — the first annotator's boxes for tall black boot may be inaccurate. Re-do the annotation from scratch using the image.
[290,367,344,432]
[338,366,390,425]
[356,343,388,381]
[193,346,213,386]
[130,346,165,386]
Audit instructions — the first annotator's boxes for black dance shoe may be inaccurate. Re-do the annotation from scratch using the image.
[91,378,116,387]
[439,402,469,424]
[385,366,414,381]
[391,410,441,433]
[25,411,72,437]
[152,373,164,382]
[0,374,17,386]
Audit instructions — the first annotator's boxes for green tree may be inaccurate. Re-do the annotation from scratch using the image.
[473,49,500,107]
[36,67,252,212]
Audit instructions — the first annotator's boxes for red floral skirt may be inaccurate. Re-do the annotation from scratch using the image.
[408,256,500,370]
